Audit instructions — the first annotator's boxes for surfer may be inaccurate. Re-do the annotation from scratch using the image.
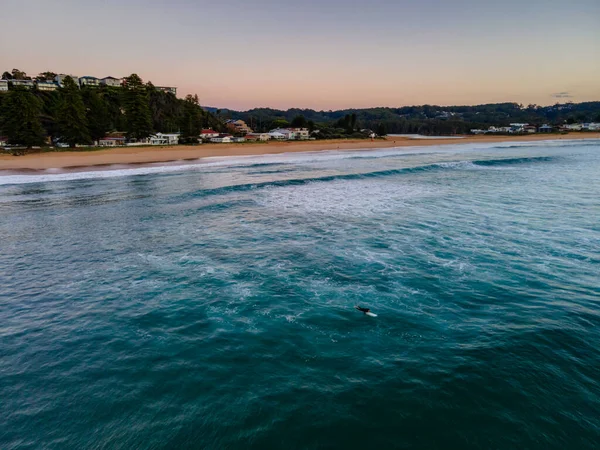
[355,306,371,314]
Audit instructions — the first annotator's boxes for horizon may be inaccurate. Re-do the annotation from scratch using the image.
[1,0,599,110]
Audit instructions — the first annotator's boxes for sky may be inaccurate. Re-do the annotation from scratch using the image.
[1,0,599,110]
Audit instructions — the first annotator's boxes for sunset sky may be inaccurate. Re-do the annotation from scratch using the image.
[1,0,599,110]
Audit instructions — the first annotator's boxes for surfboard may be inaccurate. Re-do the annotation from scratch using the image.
[365,312,377,317]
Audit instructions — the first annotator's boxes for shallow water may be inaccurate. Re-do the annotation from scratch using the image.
[1,140,600,449]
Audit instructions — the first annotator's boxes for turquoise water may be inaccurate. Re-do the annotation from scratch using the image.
[1,140,599,449]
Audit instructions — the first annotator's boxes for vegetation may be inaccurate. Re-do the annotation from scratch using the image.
[211,102,600,136]
[0,69,222,148]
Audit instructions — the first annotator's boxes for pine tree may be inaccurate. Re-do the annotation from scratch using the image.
[56,76,91,147]
[0,87,46,149]
[123,74,153,140]
[82,88,111,141]
[180,94,202,143]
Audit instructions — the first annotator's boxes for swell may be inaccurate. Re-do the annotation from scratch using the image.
[175,155,557,200]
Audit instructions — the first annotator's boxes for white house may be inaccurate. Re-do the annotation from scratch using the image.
[11,79,34,89]
[582,123,600,131]
[0,80,8,91]
[268,131,287,140]
[470,129,487,135]
[55,74,79,87]
[157,86,177,96]
[232,137,246,143]
[269,128,295,140]
[289,128,310,139]
[36,81,58,91]
[98,137,126,146]
[150,133,180,146]
[101,76,122,87]
[200,129,219,140]
[210,134,233,143]
[79,76,101,87]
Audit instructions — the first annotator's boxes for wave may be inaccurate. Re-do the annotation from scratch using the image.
[1,138,596,186]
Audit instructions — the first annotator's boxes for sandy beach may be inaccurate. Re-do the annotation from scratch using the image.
[1,133,599,172]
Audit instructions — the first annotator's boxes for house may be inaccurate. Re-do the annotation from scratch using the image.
[538,124,553,133]
[11,79,34,89]
[225,119,253,135]
[269,128,295,140]
[0,80,8,91]
[232,137,246,143]
[149,133,180,146]
[289,128,310,139]
[524,125,537,133]
[582,123,600,131]
[561,123,582,131]
[200,129,219,140]
[157,86,177,96]
[470,129,487,135]
[210,134,233,143]
[101,76,122,87]
[79,76,101,87]
[509,123,528,133]
[98,137,126,146]
[36,81,58,91]
[245,133,271,141]
[268,131,287,140]
[55,74,79,87]
[0,136,8,146]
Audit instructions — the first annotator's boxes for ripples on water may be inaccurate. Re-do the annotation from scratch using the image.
[1,140,600,449]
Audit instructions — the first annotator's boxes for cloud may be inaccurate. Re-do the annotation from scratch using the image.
[551,91,573,98]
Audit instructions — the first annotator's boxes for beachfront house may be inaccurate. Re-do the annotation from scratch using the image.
[225,119,253,135]
[0,80,8,91]
[582,123,600,131]
[289,128,310,139]
[200,129,219,140]
[149,133,180,146]
[99,137,126,146]
[79,76,101,87]
[210,134,233,143]
[11,79,34,89]
[561,123,582,131]
[269,131,287,140]
[245,133,271,141]
[269,128,295,140]
[55,74,80,87]
[232,137,246,143]
[0,136,8,146]
[36,81,58,91]
[470,129,487,135]
[539,124,553,133]
[101,76,122,87]
[157,86,177,96]
[524,125,537,133]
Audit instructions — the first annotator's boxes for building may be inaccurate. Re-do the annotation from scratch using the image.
[470,129,487,135]
[79,76,101,87]
[232,137,246,143]
[210,134,233,143]
[11,79,34,89]
[269,128,295,139]
[0,136,8,146]
[157,86,177,96]
[524,125,537,133]
[245,133,271,141]
[226,119,253,135]
[289,128,310,139]
[0,80,8,91]
[539,124,553,133]
[36,81,58,91]
[582,123,600,131]
[149,133,180,146]
[98,137,126,146]
[55,74,79,87]
[561,123,582,131]
[200,129,219,140]
[269,131,287,140]
[101,76,122,87]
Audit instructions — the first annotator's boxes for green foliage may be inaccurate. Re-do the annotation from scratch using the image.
[376,123,387,136]
[56,76,91,147]
[179,94,203,143]
[0,87,46,148]
[82,88,111,141]
[291,115,308,128]
[36,72,57,82]
[123,74,153,140]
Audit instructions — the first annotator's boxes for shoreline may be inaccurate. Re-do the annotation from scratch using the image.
[1,133,599,172]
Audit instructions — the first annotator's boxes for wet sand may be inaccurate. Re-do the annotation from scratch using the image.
[1,133,598,171]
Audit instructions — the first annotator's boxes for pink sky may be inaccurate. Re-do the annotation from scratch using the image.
[1,0,599,110]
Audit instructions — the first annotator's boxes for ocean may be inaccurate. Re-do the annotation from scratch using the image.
[1,139,599,449]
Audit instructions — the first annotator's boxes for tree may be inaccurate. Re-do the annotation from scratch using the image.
[36,72,57,82]
[307,120,316,132]
[122,74,152,140]
[11,69,29,80]
[291,114,307,128]
[82,88,111,141]
[56,76,91,147]
[376,123,387,136]
[179,94,203,143]
[2,71,12,80]
[351,113,357,131]
[0,87,46,149]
